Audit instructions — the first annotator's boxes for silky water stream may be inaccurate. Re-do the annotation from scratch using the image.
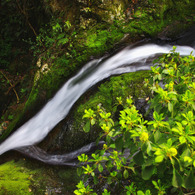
[0,42,194,166]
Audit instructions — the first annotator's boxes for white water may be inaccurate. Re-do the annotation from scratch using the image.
[0,44,194,156]
[16,141,105,166]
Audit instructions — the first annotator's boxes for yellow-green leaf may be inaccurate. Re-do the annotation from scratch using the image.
[155,155,164,163]
[179,136,186,144]
[123,169,129,179]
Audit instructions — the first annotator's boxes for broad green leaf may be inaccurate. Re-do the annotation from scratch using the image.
[137,191,145,195]
[167,138,172,147]
[83,121,90,132]
[93,175,98,185]
[153,111,158,121]
[154,149,163,156]
[188,136,195,143]
[142,165,155,180]
[158,74,162,80]
[145,190,152,195]
[154,130,161,143]
[179,136,186,144]
[182,120,188,126]
[184,156,192,163]
[133,151,144,166]
[162,69,169,74]
[123,169,129,179]
[192,103,195,110]
[181,148,191,160]
[172,168,183,188]
[155,155,164,163]
[146,141,152,155]
[108,131,114,137]
[147,121,154,125]
[91,171,95,177]
[126,166,135,173]
[91,118,96,125]
[98,164,103,173]
[184,171,195,189]
[110,144,116,149]
[171,128,180,134]
[157,162,167,176]
[77,167,83,176]
[168,102,173,112]
[152,180,158,189]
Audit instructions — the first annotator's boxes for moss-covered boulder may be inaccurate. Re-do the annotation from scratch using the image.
[39,70,151,152]
[0,160,33,195]
[0,158,79,194]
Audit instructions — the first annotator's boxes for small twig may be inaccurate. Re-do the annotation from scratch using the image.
[15,0,37,37]
[15,0,46,50]
[6,80,20,95]
[184,192,195,195]
[0,70,20,103]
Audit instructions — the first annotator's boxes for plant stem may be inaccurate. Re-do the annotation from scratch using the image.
[0,70,20,103]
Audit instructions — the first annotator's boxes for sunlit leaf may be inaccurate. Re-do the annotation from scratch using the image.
[168,102,173,112]
[179,136,186,144]
[98,164,103,173]
[137,191,145,195]
[83,121,90,132]
[155,155,164,163]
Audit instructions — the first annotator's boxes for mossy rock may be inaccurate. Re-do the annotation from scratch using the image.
[39,70,151,153]
[0,160,34,195]
[0,159,79,195]
[74,70,151,127]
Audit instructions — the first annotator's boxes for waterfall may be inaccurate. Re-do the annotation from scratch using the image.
[15,141,105,166]
[0,43,194,161]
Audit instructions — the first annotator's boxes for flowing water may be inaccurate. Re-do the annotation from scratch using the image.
[0,42,194,165]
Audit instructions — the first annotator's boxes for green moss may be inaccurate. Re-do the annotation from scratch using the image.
[30,0,194,104]
[57,168,79,191]
[73,70,151,130]
[0,160,35,195]
[16,0,195,112]
[0,159,80,195]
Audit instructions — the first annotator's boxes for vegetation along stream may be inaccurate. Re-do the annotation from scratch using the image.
[0,0,195,194]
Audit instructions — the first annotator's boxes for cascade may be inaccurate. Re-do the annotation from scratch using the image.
[0,43,194,165]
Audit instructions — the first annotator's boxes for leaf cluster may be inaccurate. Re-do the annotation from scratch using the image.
[75,48,195,194]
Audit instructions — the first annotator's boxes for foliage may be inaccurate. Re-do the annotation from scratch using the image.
[0,0,48,69]
[74,48,195,194]
[74,71,150,130]
[30,18,75,57]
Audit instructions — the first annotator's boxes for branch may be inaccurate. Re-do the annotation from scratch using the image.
[15,0,38,37]
[0,70,20,103]
[15,0,46,50]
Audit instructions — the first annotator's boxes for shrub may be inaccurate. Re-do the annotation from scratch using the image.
[74,47,195,194]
